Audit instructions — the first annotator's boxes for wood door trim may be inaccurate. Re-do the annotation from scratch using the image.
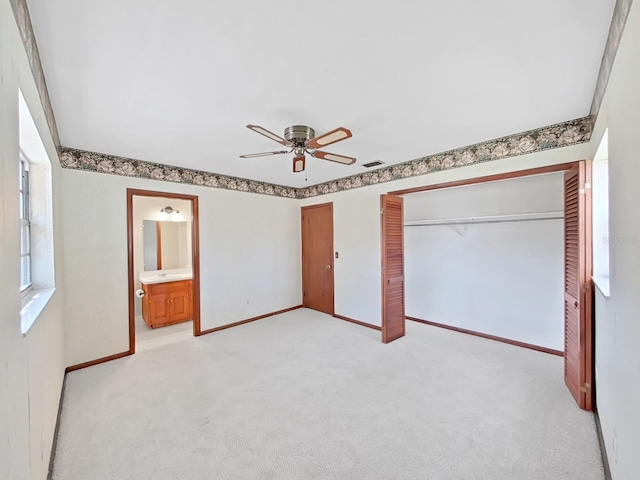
[406,316,564,356]
[199,305,303,335]
[333,314,382,331]
[388,161,581,196]
[583,161,594,411]
[301,202,335,315]
[127,189,202,351]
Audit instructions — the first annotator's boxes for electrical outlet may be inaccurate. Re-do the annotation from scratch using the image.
[335,251,339,259]
[246,299,250,305]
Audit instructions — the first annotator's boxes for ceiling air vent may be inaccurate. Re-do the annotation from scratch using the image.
[363,160,385,168]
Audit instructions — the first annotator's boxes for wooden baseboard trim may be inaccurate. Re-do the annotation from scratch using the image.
[333,314,382,331]
[65,350,133,373]
[406,316,564,356]
[199,305,303,336]
[594,408,612,480]
[46,373,67,480]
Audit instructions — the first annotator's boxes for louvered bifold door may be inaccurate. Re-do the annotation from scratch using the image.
[564,161,593,410]
[381,194,405,343]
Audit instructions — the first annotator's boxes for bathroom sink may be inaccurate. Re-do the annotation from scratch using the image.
[139,272,192,285]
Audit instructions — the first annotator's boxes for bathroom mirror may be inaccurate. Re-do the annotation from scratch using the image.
[143,220,190,271]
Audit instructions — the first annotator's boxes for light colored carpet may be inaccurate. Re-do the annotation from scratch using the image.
[52,309,604,479]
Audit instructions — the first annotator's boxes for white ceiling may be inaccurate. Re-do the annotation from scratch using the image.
[27,0,614,188]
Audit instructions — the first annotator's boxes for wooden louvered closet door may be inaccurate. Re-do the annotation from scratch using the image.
[381,194,405,343]
[564,161,593,410]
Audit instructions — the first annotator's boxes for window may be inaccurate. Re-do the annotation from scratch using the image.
[592,130,609,296]
[19,89,56,333]
[20,156,32,294]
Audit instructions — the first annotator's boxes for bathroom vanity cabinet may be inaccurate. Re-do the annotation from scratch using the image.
[142,279,192,328]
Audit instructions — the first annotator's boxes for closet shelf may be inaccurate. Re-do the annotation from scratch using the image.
[404,211,563,227]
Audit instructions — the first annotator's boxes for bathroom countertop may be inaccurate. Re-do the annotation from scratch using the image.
[139,269,193,285]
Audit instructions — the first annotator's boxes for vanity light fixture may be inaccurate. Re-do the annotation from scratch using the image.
[160,206,180,215]
[159,206,183,221]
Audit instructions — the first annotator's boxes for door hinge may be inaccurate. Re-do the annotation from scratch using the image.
[580,383,592,393]
[380,209,384,215]
[303,290,306,297]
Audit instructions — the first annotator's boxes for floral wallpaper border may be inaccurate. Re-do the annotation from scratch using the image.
[60,148,299,198]
[298,117,590,198]
[61,116,591,199]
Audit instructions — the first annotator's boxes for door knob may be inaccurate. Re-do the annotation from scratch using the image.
[574,301,579,309]
[325,265,331,270]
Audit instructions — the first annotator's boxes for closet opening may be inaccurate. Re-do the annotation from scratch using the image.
[383,161,594,410]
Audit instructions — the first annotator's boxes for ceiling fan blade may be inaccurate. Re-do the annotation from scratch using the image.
[313,150,356,165]
[307,127,352,149]
[293,155,306,173]
[246,124,292,146]
[239,150,289,158]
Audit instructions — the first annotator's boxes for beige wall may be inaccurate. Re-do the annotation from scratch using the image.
[0,1,66,479]
[61,170,302,366]
[589,2,640,478]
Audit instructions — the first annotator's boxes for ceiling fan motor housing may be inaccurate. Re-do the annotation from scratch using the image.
[284,125,315,147]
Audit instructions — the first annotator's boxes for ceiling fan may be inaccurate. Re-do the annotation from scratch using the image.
[240,124,356,173]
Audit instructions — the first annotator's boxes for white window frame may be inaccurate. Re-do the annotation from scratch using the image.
[19,89,56,334]
[592,130,610,297]
[20,155,32,296]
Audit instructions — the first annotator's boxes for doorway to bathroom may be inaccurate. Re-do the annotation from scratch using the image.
[127,189,201,353]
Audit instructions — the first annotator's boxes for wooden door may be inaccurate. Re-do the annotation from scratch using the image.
[564,161,593,410]
[381,194,405,343]
[301,203,334,314]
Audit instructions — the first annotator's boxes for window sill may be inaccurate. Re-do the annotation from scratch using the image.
[21,287,56,335]
[592,276,610,299]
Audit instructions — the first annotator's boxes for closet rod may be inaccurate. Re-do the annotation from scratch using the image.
[404,211,563,227]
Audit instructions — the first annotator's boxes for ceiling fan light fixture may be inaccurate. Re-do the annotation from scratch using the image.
[242,124,356,172]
